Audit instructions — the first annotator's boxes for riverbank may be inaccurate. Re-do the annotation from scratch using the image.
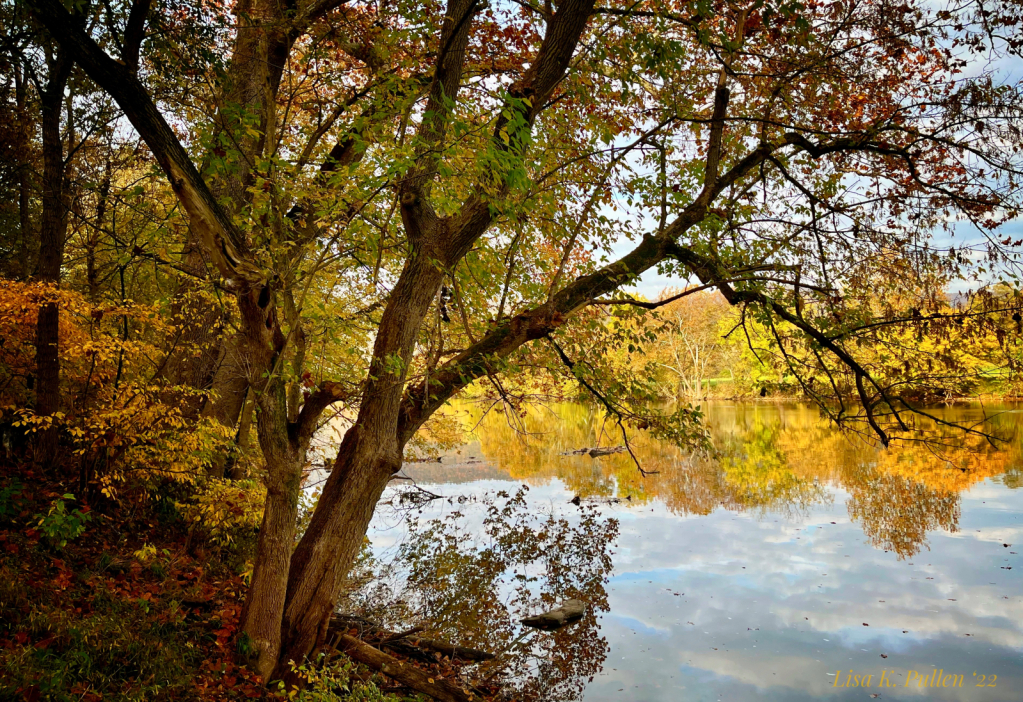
[0,461,502,702]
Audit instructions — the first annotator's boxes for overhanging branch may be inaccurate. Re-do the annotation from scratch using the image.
[32,0,261,288]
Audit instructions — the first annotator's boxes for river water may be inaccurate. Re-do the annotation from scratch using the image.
[361,402,1023,701]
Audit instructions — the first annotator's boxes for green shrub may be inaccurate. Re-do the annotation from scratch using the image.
[0,576,199,701]
[0,480,23,522]
[33,494,90,549]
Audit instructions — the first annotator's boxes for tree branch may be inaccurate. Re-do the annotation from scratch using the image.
[547,337,656,475]
[31,0,261,288]
[440,0,598,265]
[122,0,151,73]
[295,381,354,442]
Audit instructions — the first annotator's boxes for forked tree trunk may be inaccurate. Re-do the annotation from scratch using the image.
[174,0,295,456]
[266,0,598,678]
[273,257,446,681]
[158,0,294,422]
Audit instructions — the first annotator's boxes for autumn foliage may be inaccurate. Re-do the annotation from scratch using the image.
[0,280,231,497]
[4,0,1023,696]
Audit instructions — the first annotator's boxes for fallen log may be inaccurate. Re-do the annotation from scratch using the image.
[586,446,626,457]
[562,446,627,457]
[328,615,496,662]
[411,637,496,662]
[380,626,425,644]
[520,599,586,631]
[338,633,481,702]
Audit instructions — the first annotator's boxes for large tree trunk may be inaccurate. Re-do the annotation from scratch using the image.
[275,427,400,680]
[210,0,292,209]
[274,256,446,681]
[33,54,72,470]
[239,377,306,679]
[162,0,294,420]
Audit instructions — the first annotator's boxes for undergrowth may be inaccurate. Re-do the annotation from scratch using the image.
[0,464,420,702]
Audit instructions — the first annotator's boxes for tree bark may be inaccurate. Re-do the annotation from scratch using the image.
[275,425,404,680]
[203,331,254,477]
[225,386,256,480]
[276,250,446,679]
[13,64,37,279]
[211,0,295,211]
[160,0,295,415]
[33,51,72,470]
[242,371,339,680]
[239,376,305,680]
[283,287,307,423]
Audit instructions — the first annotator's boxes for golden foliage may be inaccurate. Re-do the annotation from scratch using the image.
[0,279,232,495]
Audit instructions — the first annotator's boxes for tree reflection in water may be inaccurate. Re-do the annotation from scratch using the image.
[349,487,617,702]
[424,401,1020,558]
[358,402,1020,699]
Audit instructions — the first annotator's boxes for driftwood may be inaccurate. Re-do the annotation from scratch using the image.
[380,626,425,644]
[411,637,495,662]
[328,614,495,662]
[563,446,627,457]
[338,633,481,702]
[520,599,586,631]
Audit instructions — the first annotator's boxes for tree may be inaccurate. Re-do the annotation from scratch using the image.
[0,3,129,469]
[27,0,1023,685]
[0,6,74,468]
[652,290,729,400]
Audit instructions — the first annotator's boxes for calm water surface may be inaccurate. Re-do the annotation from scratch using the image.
[365,402,1023,701]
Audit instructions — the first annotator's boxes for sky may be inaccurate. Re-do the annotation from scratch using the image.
[599,12,1023,302]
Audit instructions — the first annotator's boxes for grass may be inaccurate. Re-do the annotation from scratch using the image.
[0,575,201,701]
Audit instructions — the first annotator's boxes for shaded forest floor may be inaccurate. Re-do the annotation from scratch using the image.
[0,462,457,702]
[0,464,267,700]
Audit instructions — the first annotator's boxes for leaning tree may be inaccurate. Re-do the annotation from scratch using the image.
[30,0,1023,682]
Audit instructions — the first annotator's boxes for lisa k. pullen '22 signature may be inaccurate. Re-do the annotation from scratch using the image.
[831,669,998,688]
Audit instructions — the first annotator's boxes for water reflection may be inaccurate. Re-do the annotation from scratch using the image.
[378,402,1023,701]
[417,402,1020,559]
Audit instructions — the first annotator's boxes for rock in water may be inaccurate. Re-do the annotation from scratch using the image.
[520,599,586,631]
